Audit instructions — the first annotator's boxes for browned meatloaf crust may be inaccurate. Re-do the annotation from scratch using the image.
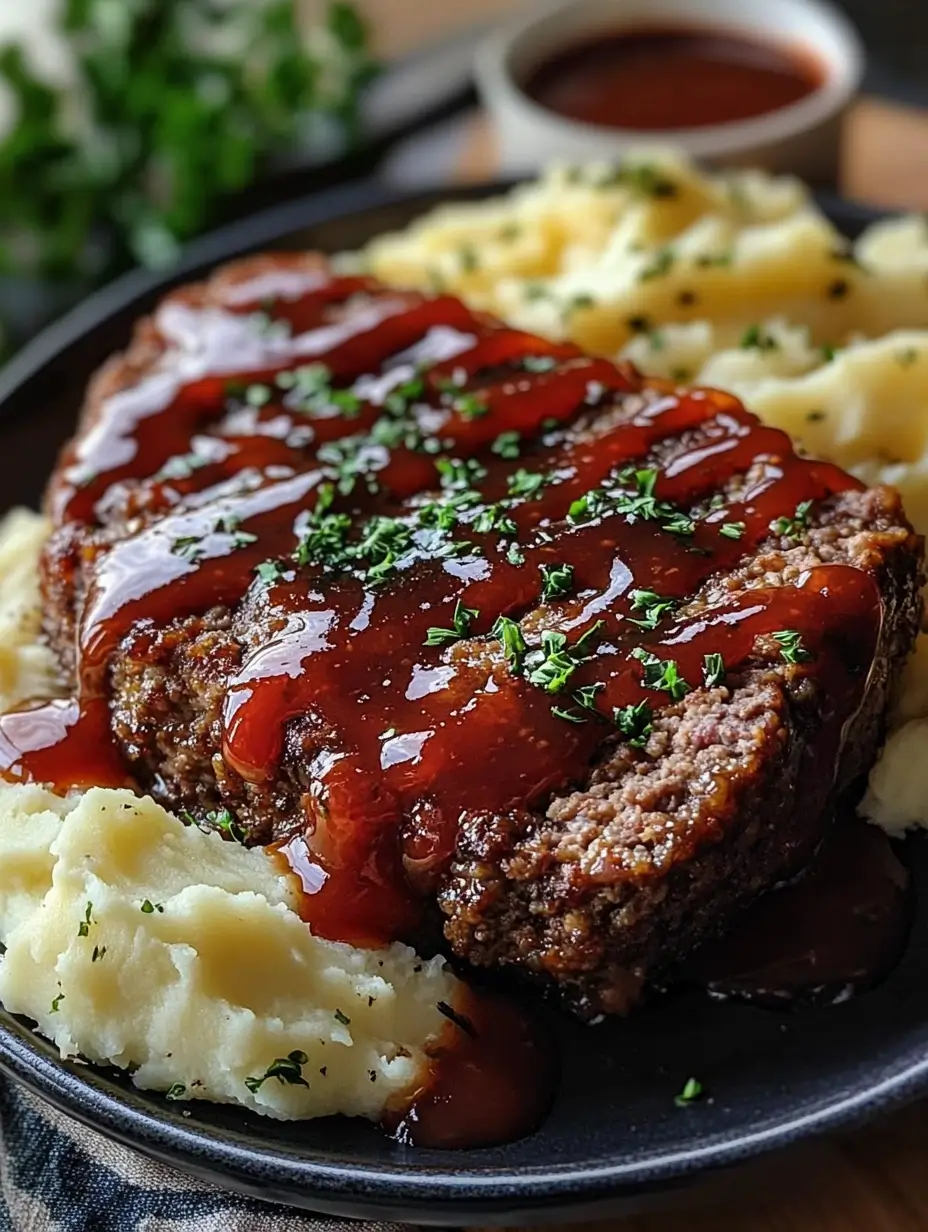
[38,254,925,1018]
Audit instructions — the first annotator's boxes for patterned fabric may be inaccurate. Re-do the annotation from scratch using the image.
[0,1080,410,1232]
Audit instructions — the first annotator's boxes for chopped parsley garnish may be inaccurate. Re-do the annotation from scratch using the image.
[458,244,479,272]
[540,562,574,601]
[170,535,204,563]
[436,1000,477,1038]
[820,344,838,363]
[551,705,585,724]
[436,457,487,493]
[140,900,164,914]
[770,499,812,541]
[91,945,107,963]
[165,1083,186,1101]
[575,683,605,711]
[506,543,526,566]
[245,1050,309,1093]
[275,362,363,418]
[773,629,813,665]
[473,503,518,536]
[492,615,527,674]
[50,991,64,1013]
[507,468,547,499]
[897,347,919,368]
[451,392,489,421]
[627,589,676,630]
[613,700,653,748]
[254,560,288,585]
[77,901,93,938]
[564,292,596,315]
[383,376,425,416]
[631,648,691,701]
[334,1008,351,1026]
[567,488,612,524]
[661,512,696,536]
[245,383,272,407]
[639,248,675,281]
[205,808,246,844]
[524,622,602,695]
[568,467,697,537]
[424,600,479,647]
[702,653,726,688]
[719,522,746,540]
[492,431,521,460]
[276,362,330,396]
[526,631,577,693]
[213,516,258,550]
[675,1077,704,1107]
[741,324,779,351]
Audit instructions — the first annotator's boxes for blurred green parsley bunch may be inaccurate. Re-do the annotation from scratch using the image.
[0,0,374,283]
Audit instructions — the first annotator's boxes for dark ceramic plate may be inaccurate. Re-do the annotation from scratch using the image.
[0,181,925,1226]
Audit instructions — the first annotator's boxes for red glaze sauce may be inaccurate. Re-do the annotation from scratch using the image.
[384,988,557,1149]
[0,259,886,1144]
[686,819,911,1006]
[523,27,824,131]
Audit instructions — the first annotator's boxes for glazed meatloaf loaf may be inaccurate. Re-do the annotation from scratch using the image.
[20,254,923,1017]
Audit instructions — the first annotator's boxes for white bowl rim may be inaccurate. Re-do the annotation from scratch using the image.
[475,0,866,160]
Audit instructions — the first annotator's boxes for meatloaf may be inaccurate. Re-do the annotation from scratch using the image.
[23,253,924,1016]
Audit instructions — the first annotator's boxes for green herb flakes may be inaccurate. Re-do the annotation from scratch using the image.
[492,615,528,675]
[245,1050,310,1094]
[719,522,746,540]
[675,1077,704,1107]
[740,324,779,352]
[631,648,691,701]
[613,700,653,748]
[627,589,676,630]
[540,562,574,601]
[702,653,726,688]
[773,629,813,665]
[424,600,479,646]
[770,500,812,541]
[492,431,521,460]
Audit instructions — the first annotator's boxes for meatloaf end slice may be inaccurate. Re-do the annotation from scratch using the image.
[439,483,923,1017]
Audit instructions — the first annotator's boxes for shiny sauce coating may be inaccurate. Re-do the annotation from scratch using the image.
[0,259,886,1145]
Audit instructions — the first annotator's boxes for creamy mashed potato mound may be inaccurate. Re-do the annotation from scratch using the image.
[0,513,460,1120]
[357,152,928,839]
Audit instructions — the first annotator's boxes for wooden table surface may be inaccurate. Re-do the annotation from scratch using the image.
[335,3,928,1227]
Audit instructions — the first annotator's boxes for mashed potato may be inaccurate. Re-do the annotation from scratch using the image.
[358,153,928,840]
[0,513,461,1121]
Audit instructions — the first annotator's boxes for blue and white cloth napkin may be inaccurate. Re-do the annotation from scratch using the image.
[0,1080,410,1232]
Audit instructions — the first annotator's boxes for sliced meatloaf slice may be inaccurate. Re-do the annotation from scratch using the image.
[27,253,923,1016]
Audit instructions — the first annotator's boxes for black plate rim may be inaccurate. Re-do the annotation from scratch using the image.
[0,175,920,1223]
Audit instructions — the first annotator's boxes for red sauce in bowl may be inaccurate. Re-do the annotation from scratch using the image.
[523,27,825,131]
